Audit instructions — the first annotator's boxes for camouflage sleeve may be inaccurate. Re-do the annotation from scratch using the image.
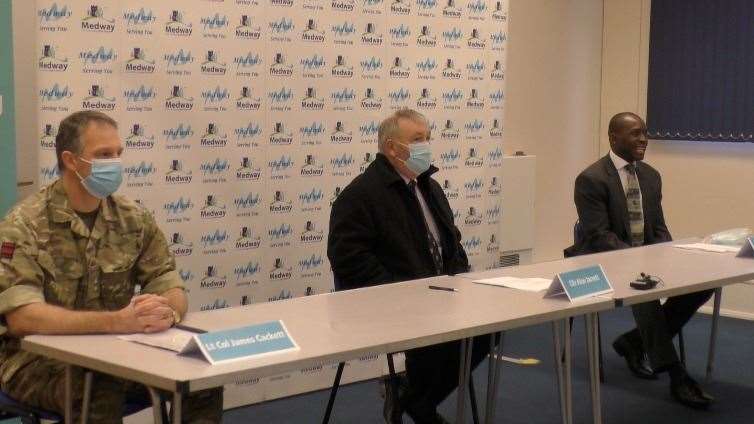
[134,211,184,295]
[0,216,46,334]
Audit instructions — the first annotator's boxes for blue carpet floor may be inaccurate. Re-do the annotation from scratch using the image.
[224,308,754,423]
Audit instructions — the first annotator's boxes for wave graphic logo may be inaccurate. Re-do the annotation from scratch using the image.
[331,154,354,168]
[443,27,463,42]
[40,84,73,101]
[416,58,437,72]
[269,18,294,33]
[360,121,379,136]
[80,47,117,64]
[201,87,230,104]
[124,162,155,178]
[235,123,262,140]
[164,49,194,66]
[39,3,72,23]
[467,0,487,13]
[123,8,155,25]
[467,59,485,73]
[299,188,324,204]
[164,197,194,215]
[235,261,261,278]
[300,122,325,136]
[489,90,505,103]
[360,57,383,71]
[388,88,410,102]
[269,224,293,239]
[440,149,460,163]
[200,159,230,175]
[488,147,503,161]
[201,230,229,247]
[442,89,463,102]
[299,254,324,270]
[164,124,194,141]
[235,53,262,68]
[364,0,383,5]
[486,204,501,219]
[268,88,293,102]
[40,166,60,181]
[390,24,411,39]
[463,237,482,250]
[332,22,356,36]
[235,193,262,210]
[417,0,438,8]
[491,31,506,44]
[301,55,326,70]
[201,13,228,30]
[269,155,294,172]
[464,178,484,191]
[331,88,356,103]
[179,269,195,283]
[123,86,156,102]
[465,120,484,132]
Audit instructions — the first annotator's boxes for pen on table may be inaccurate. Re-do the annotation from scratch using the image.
[428,285,457,292]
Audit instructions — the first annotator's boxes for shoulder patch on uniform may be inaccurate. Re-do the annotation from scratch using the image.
[1,241,16,261]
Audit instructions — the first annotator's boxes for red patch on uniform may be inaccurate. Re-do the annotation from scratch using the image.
[0,242,15,260]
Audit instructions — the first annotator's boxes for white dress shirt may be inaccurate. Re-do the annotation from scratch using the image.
[400,175,443,255]
[609,149,642,202]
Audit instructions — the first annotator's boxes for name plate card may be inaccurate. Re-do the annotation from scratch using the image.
[194,320,299,365]
[737,237,754,258]
[545,264,614,302]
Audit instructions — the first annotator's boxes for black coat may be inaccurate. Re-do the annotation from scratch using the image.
[565,154,672,257]
[327,153,469,290]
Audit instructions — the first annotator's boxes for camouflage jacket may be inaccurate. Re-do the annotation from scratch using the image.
[0,180,183,383]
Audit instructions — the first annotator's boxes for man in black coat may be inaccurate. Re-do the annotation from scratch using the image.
[328,108,489,424]
[567,112,714,409]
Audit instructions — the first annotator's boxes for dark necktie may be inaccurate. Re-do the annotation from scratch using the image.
[624,163,644,246]
[408,181,444,275]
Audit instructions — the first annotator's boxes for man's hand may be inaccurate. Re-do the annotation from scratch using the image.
[115,294,174,334]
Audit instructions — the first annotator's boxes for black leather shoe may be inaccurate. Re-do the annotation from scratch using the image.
[612,336,657,380]
[671,376,714,409]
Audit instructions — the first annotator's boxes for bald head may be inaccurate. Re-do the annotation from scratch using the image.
[608,112,648,162]
[608,112,643,137]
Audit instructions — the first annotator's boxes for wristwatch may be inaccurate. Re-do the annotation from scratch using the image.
[170,307,182,327]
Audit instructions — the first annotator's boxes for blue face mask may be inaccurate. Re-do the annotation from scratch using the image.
[75,157,123,199]
[398,141,432,175]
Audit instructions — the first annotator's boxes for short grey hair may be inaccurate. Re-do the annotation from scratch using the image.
[55,110,118,172]
[377,108,430,153]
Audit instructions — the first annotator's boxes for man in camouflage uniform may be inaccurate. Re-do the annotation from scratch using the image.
[0,111,223,423]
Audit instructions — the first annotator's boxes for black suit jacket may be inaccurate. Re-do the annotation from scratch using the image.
[565,154,672,256]
[327,153,469,290]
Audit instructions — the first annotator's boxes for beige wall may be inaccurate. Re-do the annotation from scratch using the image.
[602,0,754,318]
[12,0,38,200]
[506,0,605,262]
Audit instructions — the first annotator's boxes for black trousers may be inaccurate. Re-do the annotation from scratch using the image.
[404,335,491,409]
[625,289,714,371]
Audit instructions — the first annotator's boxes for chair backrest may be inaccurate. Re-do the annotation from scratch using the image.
[573,220,585,245]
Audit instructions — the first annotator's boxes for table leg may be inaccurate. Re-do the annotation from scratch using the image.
[706,287,723,382]
[456,338,474,424]
[586,313,602,424]
[485,332,504,424]
[552,321,567,424]
[81,371,93,424]
[563,318,572,424]
[65,365,73,424]
[147,387,164,424]
[172,391,182,423]
[322,362,345,424]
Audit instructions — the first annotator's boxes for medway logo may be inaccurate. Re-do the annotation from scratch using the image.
[441,120,460,140]
[488,176,502,195]
[200,299,229,311]
[443,0,462,18]
[331,122,353,144]
[464,206,484,226]
[168,232,194,257]
[201,50,227,75]
[389,57,410,78]
[466,88,485,109]
[492,0,507,21]
[235,227,262,250]
[468,28,486,49]
[200,195,227,219]
[271,0,295,7]
[271,53,295,77]
[416,26,437,47]
[301,87,325,110]
[330,186,343,206]
[165,160,193,184]
[331,88,356,111]
[165,10,192,36]
[490,119,504,139]
[236,87,262,111]
[39,45,68,71]
[491,60,505,80]
[332,0,356,11]
[300,221,324,243]
[125,48,156,73]
[360,152,375,172]
[234,260,261,287]
[236,15,262,39]
[39,124,56,150]
[442,179,459,200]
[234,192,262,217]
[200,266,228,290]
[487,234,500,252]
[200,123,228,148]
[300,155,325,177]
[269,258,293,281]
[416,88,438,109]
[270,123,294,145]
[465,148,484,167]
[82,85,116,111]
[165,86,194,111]
[302,19,326,42]
[332,55,354,78]
[361,89,383,110]
[361,23,384,45]
[270,191,294,213]
[237,158,262,181]
[81,5,115,32]
[269,290,293,302]
[124,124,155,150]
[442,58,462,79]
[390,0,411,15]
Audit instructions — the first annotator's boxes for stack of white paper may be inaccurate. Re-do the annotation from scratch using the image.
[673,243,740,253]
[473,276,552,292]
[118,328,198,354]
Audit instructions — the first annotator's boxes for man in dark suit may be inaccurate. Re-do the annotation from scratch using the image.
[567,112,714,409]
[328,108,489,424]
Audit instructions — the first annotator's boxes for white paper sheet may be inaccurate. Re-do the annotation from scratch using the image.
[673,243,740,253]
[473,276,553,292]
[118,328,199,354]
